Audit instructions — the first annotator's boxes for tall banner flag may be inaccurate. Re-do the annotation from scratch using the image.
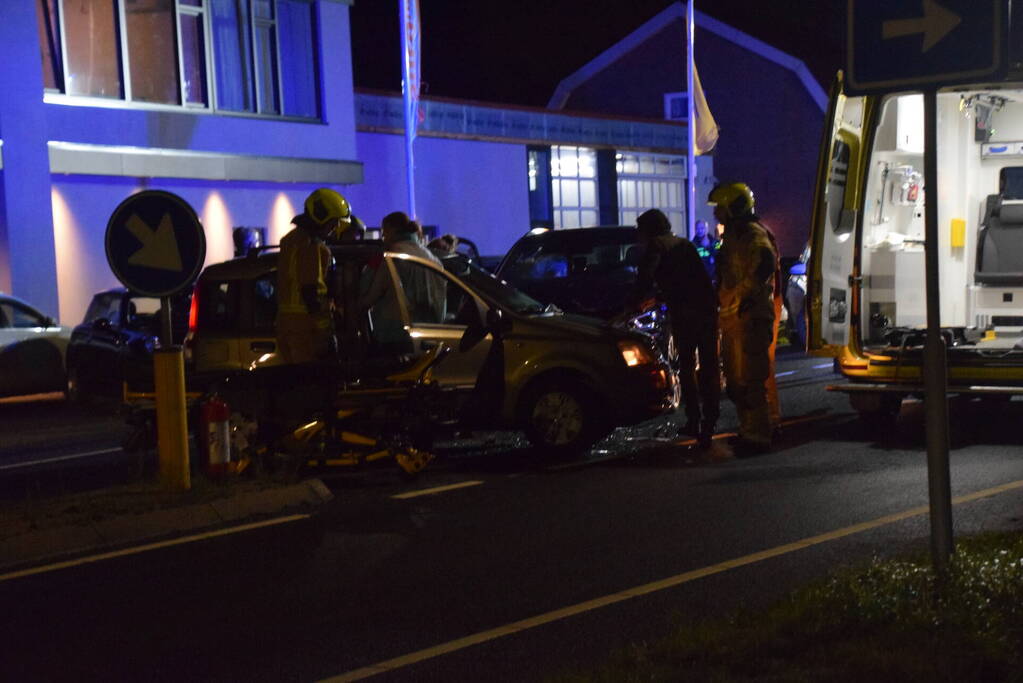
[686,1,718,239]
[400,0,422,219]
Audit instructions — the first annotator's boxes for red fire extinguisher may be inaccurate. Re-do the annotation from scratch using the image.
[201,394,231,476]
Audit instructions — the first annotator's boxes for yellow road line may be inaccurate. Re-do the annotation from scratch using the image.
[0,513,311,583]
[391,481,484,499]
[321,478,1023,682]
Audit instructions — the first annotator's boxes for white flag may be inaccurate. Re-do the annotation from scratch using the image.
[692,63,718,155]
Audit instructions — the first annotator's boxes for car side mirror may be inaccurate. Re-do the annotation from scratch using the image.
[486,308,510,336]
[43,316,56,328]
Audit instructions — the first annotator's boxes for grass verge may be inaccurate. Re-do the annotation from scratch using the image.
[555,532,1023,682]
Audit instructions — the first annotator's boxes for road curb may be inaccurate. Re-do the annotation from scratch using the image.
[0,478,334,577]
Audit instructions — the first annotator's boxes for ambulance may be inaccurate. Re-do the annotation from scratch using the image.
[808,54,1023,424]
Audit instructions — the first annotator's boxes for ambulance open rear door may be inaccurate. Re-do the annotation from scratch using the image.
[808,73,872,358]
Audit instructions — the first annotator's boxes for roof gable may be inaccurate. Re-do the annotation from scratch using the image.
[547,2,827,112]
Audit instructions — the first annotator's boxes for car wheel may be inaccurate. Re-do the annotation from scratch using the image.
[521,379,607,456]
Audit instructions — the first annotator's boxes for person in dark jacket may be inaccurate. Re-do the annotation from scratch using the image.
[627,208,720,446]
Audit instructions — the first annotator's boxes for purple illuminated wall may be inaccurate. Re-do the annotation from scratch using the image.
[344,132,530,257]
[0,1,359,324]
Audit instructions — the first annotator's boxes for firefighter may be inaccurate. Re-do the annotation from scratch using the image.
[627,208,720,447]
[709,182,779,455]
[276,187,351,364]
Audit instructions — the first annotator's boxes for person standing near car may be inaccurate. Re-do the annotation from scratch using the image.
[360,212,447,352]
[693,219,721,285]
[709,182,779,454]
[626,208,719,447]
[276,188,351,364]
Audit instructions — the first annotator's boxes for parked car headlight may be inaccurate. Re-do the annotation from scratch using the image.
[618,340,656,367]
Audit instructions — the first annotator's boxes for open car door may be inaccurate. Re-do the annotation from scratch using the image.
[808,72,872,356]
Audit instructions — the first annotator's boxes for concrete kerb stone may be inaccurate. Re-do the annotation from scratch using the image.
[0,478,334,576]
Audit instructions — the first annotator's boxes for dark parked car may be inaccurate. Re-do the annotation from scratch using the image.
[65,288,190,402]
[495,227,643,320]
[0,293,70,398]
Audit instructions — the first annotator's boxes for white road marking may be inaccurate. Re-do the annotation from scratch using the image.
[813,362,835,369]
[319,478,1023,682]
[775,370,798,377]
[0,514,311,583]
[391,481,484,499]
[0,447,123,471]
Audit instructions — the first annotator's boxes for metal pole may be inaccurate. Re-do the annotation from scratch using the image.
[160,295,173,347]
[400,0,417,220]
[153,347,190,491]
[923,88,954,569]
[154,295,189,491]
[686,0,697,240]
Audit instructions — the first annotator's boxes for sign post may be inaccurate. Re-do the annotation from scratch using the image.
[105,190,206,492]
[846,0,1007,570]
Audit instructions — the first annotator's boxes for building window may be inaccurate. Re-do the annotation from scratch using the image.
[36,0,63,91]
[60,0,123,98]
[126,0,180,104]
[37,0,319,118]
[551,146,599,229]
[616,152,686,232]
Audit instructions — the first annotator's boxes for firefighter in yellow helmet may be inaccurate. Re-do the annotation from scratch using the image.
[276,188,351,364]
[709,182,781,454]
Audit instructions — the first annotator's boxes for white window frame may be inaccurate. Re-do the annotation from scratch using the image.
[616,152,686,232]
[550,145,599,229]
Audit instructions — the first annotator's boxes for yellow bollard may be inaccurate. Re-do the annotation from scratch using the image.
[153,348,191,491]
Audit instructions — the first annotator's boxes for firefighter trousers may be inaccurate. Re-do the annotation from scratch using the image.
[720,313,774,445]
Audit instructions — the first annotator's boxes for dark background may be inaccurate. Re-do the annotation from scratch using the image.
[349,1,848,107]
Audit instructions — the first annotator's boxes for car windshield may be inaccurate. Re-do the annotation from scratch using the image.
[500,229,641,283]
[440,255,548,315]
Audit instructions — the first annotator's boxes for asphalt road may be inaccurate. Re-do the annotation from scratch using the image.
[2,351,1023,681]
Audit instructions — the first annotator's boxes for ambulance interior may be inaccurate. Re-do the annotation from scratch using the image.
[859,88,1023,355]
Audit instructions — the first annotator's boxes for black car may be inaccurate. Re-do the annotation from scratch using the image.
[65,288,190,402]
[495,227,642,319]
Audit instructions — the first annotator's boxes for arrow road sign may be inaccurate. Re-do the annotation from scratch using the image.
[881,0,961,53]
[126,213,184,272]
[847,0,1007,94]
[105,191,206,297]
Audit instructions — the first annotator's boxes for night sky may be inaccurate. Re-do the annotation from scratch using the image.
[349,1,848,107]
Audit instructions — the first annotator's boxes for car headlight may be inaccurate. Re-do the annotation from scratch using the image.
[618,340,656,367]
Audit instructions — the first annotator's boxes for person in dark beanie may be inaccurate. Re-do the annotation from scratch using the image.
[626,209,720,447]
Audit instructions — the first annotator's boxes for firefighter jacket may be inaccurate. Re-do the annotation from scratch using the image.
[277,222,332,319]
[717,218,778,321]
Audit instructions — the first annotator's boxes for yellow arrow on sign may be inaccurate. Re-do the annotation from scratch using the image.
[882,0,961,53]
[125,213,183,272]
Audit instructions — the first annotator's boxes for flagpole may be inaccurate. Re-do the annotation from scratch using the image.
[400,0,419,219]
[686,0,697,240]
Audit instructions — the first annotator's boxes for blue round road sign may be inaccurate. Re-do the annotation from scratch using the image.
[105,190,207,297]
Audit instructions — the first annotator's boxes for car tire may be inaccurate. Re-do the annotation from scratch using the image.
[521,379,608,456]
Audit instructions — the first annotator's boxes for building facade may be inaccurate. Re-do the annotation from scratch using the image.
[346,92,714,258]
[1,0,714,327]
[1,0,361,324]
